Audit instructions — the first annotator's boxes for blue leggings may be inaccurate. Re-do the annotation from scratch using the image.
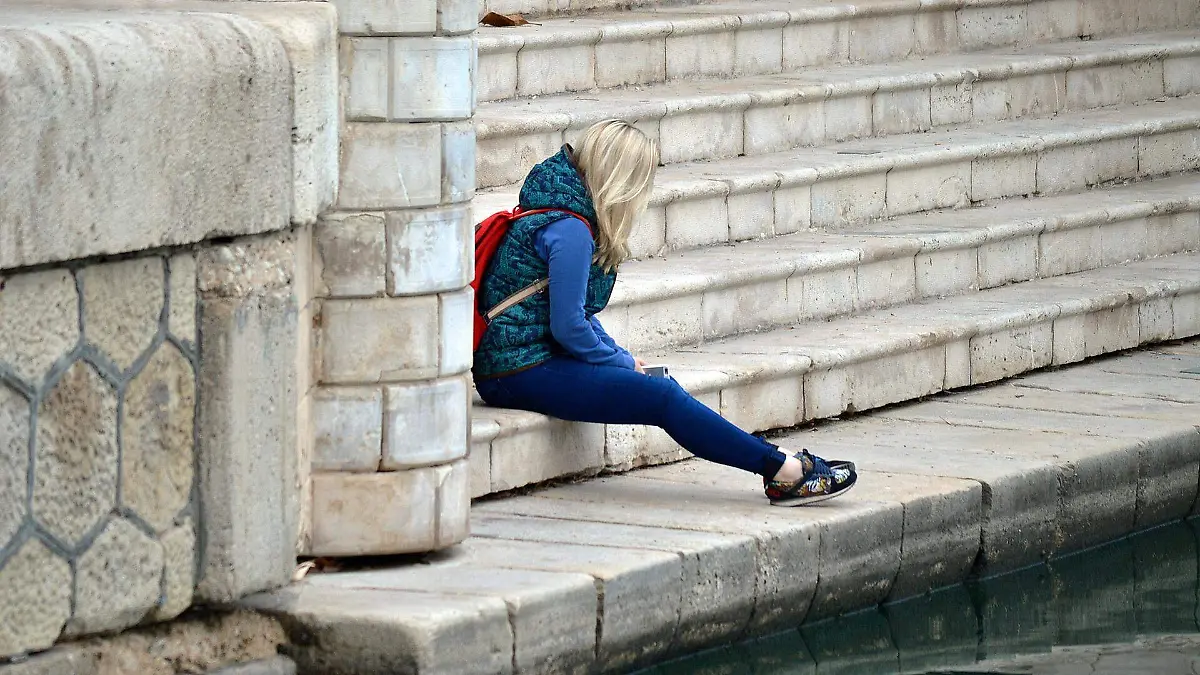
[474,357,788,478]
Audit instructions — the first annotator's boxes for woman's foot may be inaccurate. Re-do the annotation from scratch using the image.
[764,449,857,507]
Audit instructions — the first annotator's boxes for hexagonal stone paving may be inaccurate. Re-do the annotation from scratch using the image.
[0,383,29,547]
[33,361,118,547]
[80,258,164,373]
[0,268,79,386]
[153,518,196,621]
[0,539,71,658]
[67,518,163,636]
[121,342,195,532]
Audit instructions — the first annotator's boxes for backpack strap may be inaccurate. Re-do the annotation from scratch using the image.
[483,208,591,325]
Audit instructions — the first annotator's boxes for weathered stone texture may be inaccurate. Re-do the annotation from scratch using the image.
[0,540,71,658]
[319,296,439,383]
[0,269,78,385]
[314,213,387,298]
[197,234,295,299]
[0,384,29,546]
[309,469,439,556]
[312,387,384,471]
[33,362,118,547]
[68,518,164,636]
[121,343,196,533]
[382,377,469,470]
[81,258,165,372]
[385,205,473,296]
[169,254,198,346]
[154,519,197,622]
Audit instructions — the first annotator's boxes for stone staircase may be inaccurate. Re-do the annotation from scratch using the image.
[469,0,1200,498]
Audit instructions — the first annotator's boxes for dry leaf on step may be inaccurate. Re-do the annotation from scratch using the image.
[481,11,535,26]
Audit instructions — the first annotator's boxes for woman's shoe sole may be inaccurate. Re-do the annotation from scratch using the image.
[768,480,856,507]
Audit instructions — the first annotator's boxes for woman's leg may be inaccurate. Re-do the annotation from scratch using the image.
[476,357,788,478]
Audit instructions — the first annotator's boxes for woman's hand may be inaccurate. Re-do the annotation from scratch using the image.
[633,356,648,374]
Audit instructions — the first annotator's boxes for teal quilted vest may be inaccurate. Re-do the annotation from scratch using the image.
[473,146,618,379]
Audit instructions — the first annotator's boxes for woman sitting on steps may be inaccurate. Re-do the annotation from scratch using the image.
[472,119,858,506]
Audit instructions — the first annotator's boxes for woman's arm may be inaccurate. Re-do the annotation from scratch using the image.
[535,217,637,370]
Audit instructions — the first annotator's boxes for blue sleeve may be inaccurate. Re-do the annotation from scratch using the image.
[534,217,637,370]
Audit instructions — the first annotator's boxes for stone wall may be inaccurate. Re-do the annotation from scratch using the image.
[0,0,336,660]
[302,0,476,556]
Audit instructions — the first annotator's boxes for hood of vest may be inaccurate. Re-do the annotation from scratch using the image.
[518,145,598,226]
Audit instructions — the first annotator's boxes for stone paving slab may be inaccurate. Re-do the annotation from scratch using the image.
[248,343,1200,674]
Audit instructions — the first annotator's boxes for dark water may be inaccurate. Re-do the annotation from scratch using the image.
[634,519,1200,675]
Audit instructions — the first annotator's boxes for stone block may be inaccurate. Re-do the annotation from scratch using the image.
[440,290,473,377]
[621,295,703,354]
[80,258,164,373]
[314,212,387,298]
[797,267,857,321]
[944,339,971,389]
[1100,217,1151,266]
[342,37,388,121]
[667,28,735,80]
[339,123,442,210]
[629,205,667,259]
[476,48,518,102]
[1080,0,1139,36]
[0,269,78,387]
[477,130,563,189]
[386,205,472,296]
[808,500,905,621]
[720,376,804,433]
[121,342,195,533]
[1139,129,1200,177]
[439,0,476,34]
[1165,56,1200,96]
[196,238,298,601]
[309,469,439,556]
[1028,0,1081,41]
[312,387,384,471]
[660,109,742,164]
[916,247,977,299]
[519,45,594,97]
[850,14,916,63]
[442,121,476,204]
[970,323,1053,385]
[0,539,71,658]
[973,73,1064,123]
[886,162,970,216]
[702,278,790,339]
[33,362,118,548]
[67,518,164,636]
[0,10,292,270]
[319,296,439,383]
[1067,62,1164,110]
[735,26,783,75]
[1041,218,1105,279]
[979,235,1037,288]
[1175,292,1200,338]
[728,190,776,241]
[773,184,813,234]
[436,460,471,547]
[154,519,197,622]
[745,100,825,155]
[805,346,946,420]
[856,258,917,310]
[665,195,730,250]
[0,384,27,548]
[811,174,886,228]
[972,154,1037,201]
[782,20,849,69]
[207,657,297,675]
[932,82,972,126]
[823,95,872,141]
[333,0,436,34]
[872,88,930,136]
[915,8,959,55]
[391,37,474,120]
[957,5,1028,50]
[488,417,604,492]
[168,254,198,347]
[1036,137,1139,194]
[246,586,513,675]
[1139,297,1175,343]
[596,36,665,88]
[383,377,469,469]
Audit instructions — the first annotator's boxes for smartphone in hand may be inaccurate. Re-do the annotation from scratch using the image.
[644,365,669,378]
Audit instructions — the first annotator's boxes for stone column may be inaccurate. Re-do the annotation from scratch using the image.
[303,0,475,555]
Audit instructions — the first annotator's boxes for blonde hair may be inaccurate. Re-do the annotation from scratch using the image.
[572,120,659,271]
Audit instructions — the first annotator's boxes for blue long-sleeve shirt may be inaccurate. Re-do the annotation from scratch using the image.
[533,217,636,370]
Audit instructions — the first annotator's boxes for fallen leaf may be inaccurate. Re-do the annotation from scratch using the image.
[481,11,535,26]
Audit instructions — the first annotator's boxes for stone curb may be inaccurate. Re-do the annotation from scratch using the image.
[477,32,1200,183]
[472,252,1200,494]
[246,343,1200,675]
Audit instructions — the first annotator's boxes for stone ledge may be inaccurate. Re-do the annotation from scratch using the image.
[0,0,337,272]
[471,252,1200,496]
[245,341,1200,673]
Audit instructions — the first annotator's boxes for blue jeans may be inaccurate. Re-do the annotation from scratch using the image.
[475,357,788,478]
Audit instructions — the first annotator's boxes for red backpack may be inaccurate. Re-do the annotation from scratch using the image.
[472,207,591,352]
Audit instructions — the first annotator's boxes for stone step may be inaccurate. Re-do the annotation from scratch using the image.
[246,342,1200,675]
[599,174,1200,354]
[474,95,1200,258]
[476,0,1200,102]
[479,0,714,21]
[470,251,1200,496]
[477,31,1200,187]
